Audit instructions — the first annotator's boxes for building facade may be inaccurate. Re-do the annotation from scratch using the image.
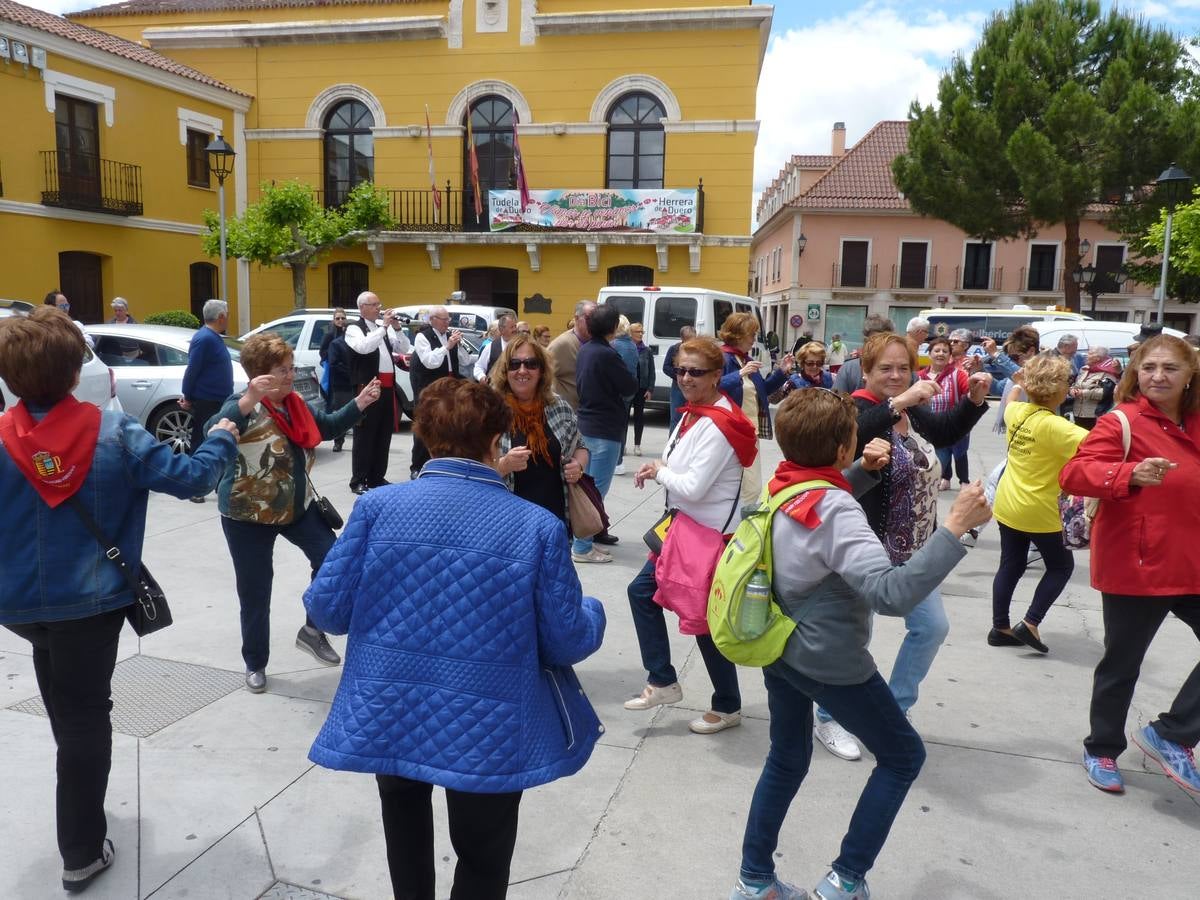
[752,120,1186,353]
[59,0,770,333]
[0,0,250,324]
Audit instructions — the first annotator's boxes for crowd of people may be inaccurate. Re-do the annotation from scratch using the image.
[1,299,1198,900]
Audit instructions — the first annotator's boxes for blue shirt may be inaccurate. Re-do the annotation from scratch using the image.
[182,326,234,402]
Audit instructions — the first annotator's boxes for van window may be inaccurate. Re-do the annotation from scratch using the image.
[714,300,734,335]
[605,295,645,325]
[652,296,698,338]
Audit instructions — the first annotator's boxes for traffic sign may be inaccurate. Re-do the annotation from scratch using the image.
[807,304,822,321]
[789,314,803,328]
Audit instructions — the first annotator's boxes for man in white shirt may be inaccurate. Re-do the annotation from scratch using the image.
[474,313,517,382]
[409,304,467,477]
[344,291,412,493]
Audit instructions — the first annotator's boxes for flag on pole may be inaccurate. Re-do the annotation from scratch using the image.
[465,100,483,222]
[512,109,531,213]
[424,104,441,225]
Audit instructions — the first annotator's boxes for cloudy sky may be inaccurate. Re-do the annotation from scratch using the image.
[16,0,1200,219]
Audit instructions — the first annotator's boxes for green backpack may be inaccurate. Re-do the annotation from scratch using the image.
[708,479,833,667]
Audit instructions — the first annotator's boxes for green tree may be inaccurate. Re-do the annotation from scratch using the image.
[202,180,393,309]
[893,0,1194,312]
[1127,188,1200,304]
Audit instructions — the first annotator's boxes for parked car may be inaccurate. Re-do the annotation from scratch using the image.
[85,323,320,452]
[242,308,424,418]
[0,300,118,412]
[1032,319,1188,363]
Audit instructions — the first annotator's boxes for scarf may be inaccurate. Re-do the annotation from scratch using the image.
[261,393,322,449]
[799,368,827,387]
[0,397,102,507]
[767,462,852,529]
[504,394,551,465]
[675,396,758,467]
[851,388,883,404]
[721,344,746,362]
[1087,358,1122,378]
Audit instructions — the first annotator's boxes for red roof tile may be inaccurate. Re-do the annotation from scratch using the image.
[791,120,910,210]
[0,0,247,95]
[72,0,419,16]
[791,154,838,169]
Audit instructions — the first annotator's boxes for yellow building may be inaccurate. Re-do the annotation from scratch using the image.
[9,0,770,332]
[0,0,250,323]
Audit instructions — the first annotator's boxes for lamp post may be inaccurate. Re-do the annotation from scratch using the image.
[1155,162,1192,325]
[1072,263,1128,315]
[205,134,236,305]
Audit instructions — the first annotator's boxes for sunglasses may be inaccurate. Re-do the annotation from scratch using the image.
[508,358,543,371]
[676,367,713,378]
[333,317,346,322]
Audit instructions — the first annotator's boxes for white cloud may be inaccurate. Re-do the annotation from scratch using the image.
[19,0,82,14]
[753,3,985,201]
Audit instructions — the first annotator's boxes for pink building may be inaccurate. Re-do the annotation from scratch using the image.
[752,121,1188,352]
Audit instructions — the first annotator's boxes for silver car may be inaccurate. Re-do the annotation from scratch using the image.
[85,324,320,452]
[0,300,118,412]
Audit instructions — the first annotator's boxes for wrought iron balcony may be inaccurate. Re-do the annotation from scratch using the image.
[891,264,938,290]
[41,151,143,216]
[832,263,878,289]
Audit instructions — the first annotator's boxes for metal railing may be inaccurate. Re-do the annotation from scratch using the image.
[955,266,1003,291]
[1021,266,1064,292]
[41,150,142,216]
[833,263,878,289]
[891,264,937,290]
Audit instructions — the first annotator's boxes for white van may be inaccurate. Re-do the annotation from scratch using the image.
[1032,320,1187,363]
[597,286,766,404]
[920,306,1089,341]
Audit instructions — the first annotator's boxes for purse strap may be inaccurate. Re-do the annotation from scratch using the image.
[62,493,144,597]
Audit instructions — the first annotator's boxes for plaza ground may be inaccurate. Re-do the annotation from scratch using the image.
[2,410,1198,899]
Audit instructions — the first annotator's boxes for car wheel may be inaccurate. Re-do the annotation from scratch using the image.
[148,402,193,454]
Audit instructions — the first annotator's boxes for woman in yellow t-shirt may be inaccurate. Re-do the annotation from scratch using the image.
[991,353,1088,654]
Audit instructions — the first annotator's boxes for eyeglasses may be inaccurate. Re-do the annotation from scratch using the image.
[508,358,542,371]
[803,361,823,367]
[676,367,713,378]
[333,316,346,322]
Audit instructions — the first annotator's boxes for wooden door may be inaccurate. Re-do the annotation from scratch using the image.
[55,95,100,206]
[58,252,103,323]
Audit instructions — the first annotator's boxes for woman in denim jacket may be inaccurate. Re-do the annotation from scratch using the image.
[0,308,239,894]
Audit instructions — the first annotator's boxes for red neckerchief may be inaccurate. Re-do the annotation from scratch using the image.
[0,397,101,507]
[721,343,746,362]
[261,393,322,449]
[851,388,882,404]
[799,369,825,386]
[768,462,852,529]
[675,395,758,466]
[1087,358,1122,378]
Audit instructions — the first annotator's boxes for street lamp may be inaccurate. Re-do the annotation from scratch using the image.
[1155,162,1192,324]
[206,134,236,305]
[796,232,808,256]
[1071,263,1128,315]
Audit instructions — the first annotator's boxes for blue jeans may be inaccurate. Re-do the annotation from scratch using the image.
[626,558,741,713]
[572,435,621,555]
[816,588,947,719]
[221,503,334,671]
[740,666,925,885]
[935,435,970,484]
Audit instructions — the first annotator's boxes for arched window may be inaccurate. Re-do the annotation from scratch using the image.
[323,99,374,208]
[606,92,665,190]
[329,261,369,309]
[463,95,515,230]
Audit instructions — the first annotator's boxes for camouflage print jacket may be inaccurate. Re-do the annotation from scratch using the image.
[210,394,362,525]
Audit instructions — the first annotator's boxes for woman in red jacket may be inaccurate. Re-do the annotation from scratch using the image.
[1060,334,1200,797]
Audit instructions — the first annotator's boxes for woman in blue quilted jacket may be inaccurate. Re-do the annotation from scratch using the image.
[305,377,606,900]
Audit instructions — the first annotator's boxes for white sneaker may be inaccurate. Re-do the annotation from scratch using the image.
[634,445,643,456]
[572,549,613,564]
[614,462,626,475]
[814,718,861,760]
[689,710,742,734]
[623,682,683,710]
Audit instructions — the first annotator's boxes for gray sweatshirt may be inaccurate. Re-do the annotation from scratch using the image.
[772,487,966,685]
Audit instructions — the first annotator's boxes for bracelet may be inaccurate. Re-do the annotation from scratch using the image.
[886,397,902,422]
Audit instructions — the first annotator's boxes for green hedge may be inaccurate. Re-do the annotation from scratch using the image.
[143,310,201,329]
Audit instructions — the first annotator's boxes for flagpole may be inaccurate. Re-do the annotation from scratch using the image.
[424,104,441,226]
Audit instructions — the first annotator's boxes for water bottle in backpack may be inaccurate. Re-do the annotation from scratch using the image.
[739,565,771,639]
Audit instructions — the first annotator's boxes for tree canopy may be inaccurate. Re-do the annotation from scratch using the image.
[892,0,1196,311]
[202,180,393,308]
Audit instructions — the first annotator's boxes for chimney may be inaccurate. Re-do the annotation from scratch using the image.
[831,121,846,157]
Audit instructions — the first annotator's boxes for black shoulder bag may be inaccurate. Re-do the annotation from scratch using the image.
[65,495,172,636]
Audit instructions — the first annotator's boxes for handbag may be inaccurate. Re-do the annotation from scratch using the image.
[1061,409,1130,549]
[312,485,344,530]
[567,479,603,538]
[653,494,740,635]
[65,495,172,636]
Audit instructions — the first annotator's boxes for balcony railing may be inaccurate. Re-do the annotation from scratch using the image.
[317,179,706,234]
[833,263,878,289]
[955,266,1003,291]
[1021,266,1064,292]
[40,150,142,216]
[891,264,937,290]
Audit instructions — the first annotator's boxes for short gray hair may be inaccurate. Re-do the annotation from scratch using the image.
[1058,334,1079,348]
[356,291,379,310]
[680,325,697,340]
[949,328,973,342]
[110,296,129,310]
[202,299,227,323]
[573,300,596,318]
[862,314,894,338]
[497,312,516,327]
[906,317,930,334]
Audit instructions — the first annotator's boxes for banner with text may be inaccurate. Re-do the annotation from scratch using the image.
[488,188,699,233]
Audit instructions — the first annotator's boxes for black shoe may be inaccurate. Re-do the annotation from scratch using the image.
[62,839,114,893]
[987,627,1023,647]
[189,495,206,503]
[350,482,367,495]
[332,440,344,452]
[594,532,619,546]
[1012,621,1049,654]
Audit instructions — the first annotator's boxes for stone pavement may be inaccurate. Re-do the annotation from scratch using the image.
[2,411,1198,900]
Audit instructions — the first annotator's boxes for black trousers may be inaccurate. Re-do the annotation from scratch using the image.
[188,397,225,458]
[351,384,394,487]
[377,774,521,900]
[991,522,1074,629]
[1085,594,1200,759]
[6,607,127,868]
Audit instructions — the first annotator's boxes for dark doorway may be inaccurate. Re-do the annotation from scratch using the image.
[608,264,654,286]
[329,262,369,308]
[459,267,518,310]
[58,251,103,323]
[189,262,217,321]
